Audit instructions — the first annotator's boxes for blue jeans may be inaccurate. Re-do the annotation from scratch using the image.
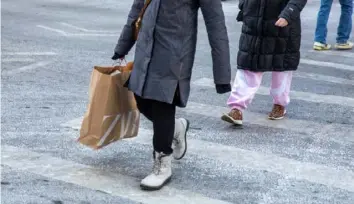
[314,0,353,44]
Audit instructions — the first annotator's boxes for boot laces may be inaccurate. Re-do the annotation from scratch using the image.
[152,154,167,175]
[173,137,180,145]
[173,120,183,145]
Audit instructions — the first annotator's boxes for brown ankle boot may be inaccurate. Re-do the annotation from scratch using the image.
[221,109,243,125]
[268,104,286,120]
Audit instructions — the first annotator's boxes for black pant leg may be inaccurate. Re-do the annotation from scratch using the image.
[134,94,153,121]
[150,100,176,155]
[134,94,176,155]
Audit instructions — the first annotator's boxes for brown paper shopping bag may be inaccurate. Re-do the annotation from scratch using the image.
[78,62,140,149]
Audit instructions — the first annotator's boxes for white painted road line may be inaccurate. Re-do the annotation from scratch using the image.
[2,52,57,56]
[60,22,117,33]
[300,59,354,71]
[37,25,68,36]
[2,61,52,76]
[1,145,232,204]
[294,71,354,85]
[37,25,118,37]
[193,78,354,108]
[63,91,354,147]
[59,120,354,193]
[257,86,354,108]
[308,49,354,58]
[2,58,35,62]
[69,33,118,37]
[183,101,354,144]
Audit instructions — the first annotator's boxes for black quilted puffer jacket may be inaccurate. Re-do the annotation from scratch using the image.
[237,0,307,72]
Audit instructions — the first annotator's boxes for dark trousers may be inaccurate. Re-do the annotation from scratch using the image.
[134,94,176,155]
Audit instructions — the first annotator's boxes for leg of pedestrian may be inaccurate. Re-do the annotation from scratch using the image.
[268,71,293,120]
[136,93,189,191]
[134,95,175,191]
[313,0,334,50]
[335,0,353,50]
[222,70,263,126]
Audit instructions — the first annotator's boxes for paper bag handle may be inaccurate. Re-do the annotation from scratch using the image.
[94,61,134,75]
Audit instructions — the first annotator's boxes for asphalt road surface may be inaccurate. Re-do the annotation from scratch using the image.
[1,0,354,203]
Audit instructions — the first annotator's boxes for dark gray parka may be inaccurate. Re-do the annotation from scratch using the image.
[114,0,231,107]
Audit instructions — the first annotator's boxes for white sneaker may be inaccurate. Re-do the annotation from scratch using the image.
[335,41,354,50]
[140,152,172,191]
[172,118,190,160]
[313,42,331,51]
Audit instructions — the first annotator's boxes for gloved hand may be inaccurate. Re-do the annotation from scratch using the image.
[236,10,243,22]
[111,52,125,60]
[216,84,231,94]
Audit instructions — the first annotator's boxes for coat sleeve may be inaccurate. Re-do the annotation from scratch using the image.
[279,0,307,24]
[199,0,231,85]
[114,0,145,56]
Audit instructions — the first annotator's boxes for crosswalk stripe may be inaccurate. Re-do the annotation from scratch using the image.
[183,102,354,145]
[193,78,354,108]
[300,59,354,71]
[195,46,353,72]
[2,58,35,62]
[1,145,232,204]
[294,71,354,85]
[2,61,52,76]
[2,52,57,56]
[62,87,354,148]
[58,120,354,193]
[307,50,354,58]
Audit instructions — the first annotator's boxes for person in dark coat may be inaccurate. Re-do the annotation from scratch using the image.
[221,0,307,125]
[112,0,232,190]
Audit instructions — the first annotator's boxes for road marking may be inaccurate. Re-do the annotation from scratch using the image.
[2,61,52,76]
[63,88,354,146]
[294,71,354,86]
[37,25,68,36]
[257,86,354,107]
[68,33,117,37]
[2,52,57,56]
[184,102,354,144]
[60,22,117,33]
[59,119,354,193]
[37,25,118,37]
[193,78,354,108]
[2,58,35,62]
[308,50,354,58]
[300,59,354,71]
[1,145,232,204]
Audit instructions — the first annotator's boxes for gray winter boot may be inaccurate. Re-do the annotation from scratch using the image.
[172,118,190,160]
[140,152,172,191]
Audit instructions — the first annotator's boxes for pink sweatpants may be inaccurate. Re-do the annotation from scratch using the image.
[227,70,293,111]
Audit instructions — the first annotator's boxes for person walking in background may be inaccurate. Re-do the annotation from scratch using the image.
[221,0,307,126]
[112,0,231,191]
[313,0,353,50]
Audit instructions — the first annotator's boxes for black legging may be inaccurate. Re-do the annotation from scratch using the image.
[134,94,176,155]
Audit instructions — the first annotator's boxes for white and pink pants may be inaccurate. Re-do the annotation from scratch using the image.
[227,70,293,111]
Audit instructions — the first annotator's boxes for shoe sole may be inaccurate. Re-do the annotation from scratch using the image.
[268,115,285,120]
[313,46,331,51]
[174,119,190,160]
[221,114,243,125]
[335,46,353,50]
[140,176,172,191]
[268,111,287,120]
